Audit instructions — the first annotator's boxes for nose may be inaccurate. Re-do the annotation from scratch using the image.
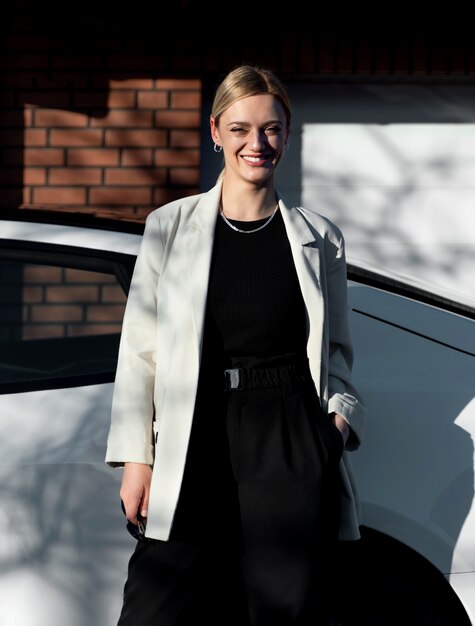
[249,129,266,151]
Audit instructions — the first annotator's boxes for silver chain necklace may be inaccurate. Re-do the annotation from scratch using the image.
[219,204,279,234]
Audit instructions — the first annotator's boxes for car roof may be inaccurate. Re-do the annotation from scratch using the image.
[0,208,145,235]
[0,209,144,256]
[348,256,475,320]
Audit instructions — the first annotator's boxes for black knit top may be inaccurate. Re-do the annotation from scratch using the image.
[201,209,307,367]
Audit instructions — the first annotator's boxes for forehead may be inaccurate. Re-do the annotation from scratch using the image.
[221,94,286,124]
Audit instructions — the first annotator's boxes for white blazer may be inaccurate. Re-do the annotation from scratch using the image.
[106,181,367,541]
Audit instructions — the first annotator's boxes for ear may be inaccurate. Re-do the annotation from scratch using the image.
[210,116,220,145]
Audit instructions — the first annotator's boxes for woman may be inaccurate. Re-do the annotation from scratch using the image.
[106,64,366,626]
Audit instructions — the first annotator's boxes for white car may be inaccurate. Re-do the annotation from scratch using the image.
[1,211,474,626]
[0,211,143,626]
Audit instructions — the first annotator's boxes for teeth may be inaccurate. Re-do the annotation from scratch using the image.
[243,156,263,162]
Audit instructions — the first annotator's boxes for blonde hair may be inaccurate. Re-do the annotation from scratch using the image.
[211,65,291,131]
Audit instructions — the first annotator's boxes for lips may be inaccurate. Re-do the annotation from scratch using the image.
[241,155,270,166]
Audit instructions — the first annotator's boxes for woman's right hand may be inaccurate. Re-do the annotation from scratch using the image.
[120,462,152,525]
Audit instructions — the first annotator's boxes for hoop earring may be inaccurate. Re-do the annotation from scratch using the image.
[214,143,223,153]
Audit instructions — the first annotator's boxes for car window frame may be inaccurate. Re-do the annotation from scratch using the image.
[0,239,136,395]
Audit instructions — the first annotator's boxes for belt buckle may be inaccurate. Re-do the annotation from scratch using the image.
[224,368,242,391]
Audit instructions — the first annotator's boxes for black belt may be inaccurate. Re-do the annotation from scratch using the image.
[223,362,311,391]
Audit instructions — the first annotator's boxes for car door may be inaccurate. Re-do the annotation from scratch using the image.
[0,234,140,626]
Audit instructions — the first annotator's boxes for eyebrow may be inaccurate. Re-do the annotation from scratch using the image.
[225,120,283,127]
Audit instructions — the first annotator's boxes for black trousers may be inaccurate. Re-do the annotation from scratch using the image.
[117,354,344,626]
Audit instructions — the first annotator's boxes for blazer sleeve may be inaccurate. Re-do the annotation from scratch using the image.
[326,230,366,451]
[105,211,164,467]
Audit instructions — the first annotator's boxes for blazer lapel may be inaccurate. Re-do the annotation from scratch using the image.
[279,197,326,400]
[186,182,221,343]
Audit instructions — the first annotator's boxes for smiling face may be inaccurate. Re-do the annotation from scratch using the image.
[210,94,288,188]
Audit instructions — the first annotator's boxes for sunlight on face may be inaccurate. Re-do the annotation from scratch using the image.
[212,94,288,186]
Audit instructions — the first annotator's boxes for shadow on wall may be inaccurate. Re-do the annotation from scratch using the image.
[2,12,204,219]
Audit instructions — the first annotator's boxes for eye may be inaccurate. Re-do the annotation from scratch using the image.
[265,125,282,135]
[230,127,246,134]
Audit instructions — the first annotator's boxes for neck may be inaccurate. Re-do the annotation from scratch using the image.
[220,181,277,221]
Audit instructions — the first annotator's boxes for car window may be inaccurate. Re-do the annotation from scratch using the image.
[0,244,135,393]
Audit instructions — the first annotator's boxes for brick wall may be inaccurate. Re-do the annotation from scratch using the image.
[0,261,126,342]
[22,265,126,339]
[18,78,200,220]
[1,31,202,221]
[2,8,475,222]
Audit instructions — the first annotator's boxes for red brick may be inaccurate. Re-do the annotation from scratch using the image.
[137,91,168,109]
[155,110,200,128]
[87,304,125,322]
[46,285,99,302]
[35,109,88,127]
[49,168,102,185]
[105,129,167,147]
[31,304,83,322]
[50,129,103,146]
[24,168,47,185]
[154,149,199,167]
[170,168,200,186]
[33,187,87,204]
[24,148,65,166]
[25,129,47,146]
[108,78,154,90]
[153,187,192,206]
[22,187,31,205]
[68,148,119,166]
[89,187,151,205]
[105,167,166,185]
[23,264,61,283]
[67,322,123,336]
[106,90,137,108]
[170,91,201,109]
[23,286,43,303]
[23,324,65,339]
[170,130,200,148]
[102,285,127,302]
[23,109,33,126]
[155,79,201,90]
[91,110,153,128]
[122,148,153,167]
[65,268,116,283]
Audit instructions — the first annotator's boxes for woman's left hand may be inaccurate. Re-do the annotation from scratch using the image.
[333,413,350,445]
